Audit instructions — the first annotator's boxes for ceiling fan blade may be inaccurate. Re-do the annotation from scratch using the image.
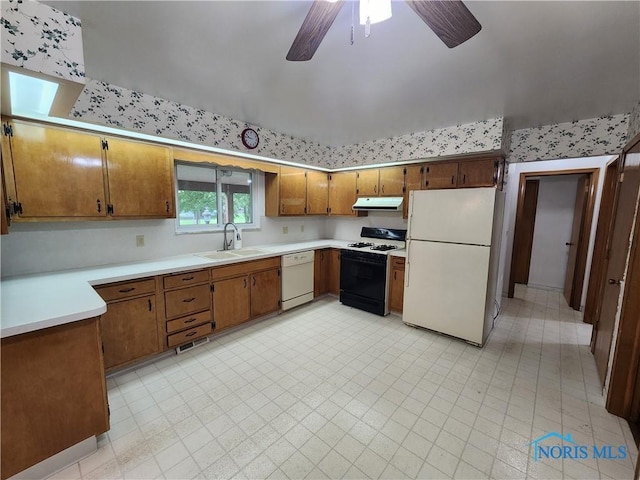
[286,0,346,61]
[405,0,481,48]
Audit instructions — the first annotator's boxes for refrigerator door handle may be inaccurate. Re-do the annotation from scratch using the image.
[405,242,411,288]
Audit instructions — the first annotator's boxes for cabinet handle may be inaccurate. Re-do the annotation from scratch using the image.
[451,176,455,185]
[184,318,197,324]
[181,276,194,281]
[165,201,170,213]
[463,174,466,184]
[425,180,429,188]
[185,331,197,337]
[374,184,377,194]
[381,185,385,194]
[107,204,114,215]
[148,299,152,311]
[608,279,621,285]
[253,277,256,286]
[97,199,102,213]
[243,278,247,288]
[119,287,135,293]
[183,297,196,303]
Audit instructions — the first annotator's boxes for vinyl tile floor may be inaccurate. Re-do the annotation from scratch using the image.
[49,286,638,479]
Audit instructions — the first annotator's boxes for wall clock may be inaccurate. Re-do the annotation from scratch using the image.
[241,128,259,149]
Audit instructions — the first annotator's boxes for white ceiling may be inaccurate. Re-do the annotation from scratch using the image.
[45,1,640,147]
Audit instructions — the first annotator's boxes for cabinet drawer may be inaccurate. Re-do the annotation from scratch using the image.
[391,257,405,269]
[164,284,211,319]
[96,278,156,302]
[166,310,211,334]
[167,323,212,348]
[163,269,209,290]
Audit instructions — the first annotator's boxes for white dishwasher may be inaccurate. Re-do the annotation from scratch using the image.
[281,250,315,311]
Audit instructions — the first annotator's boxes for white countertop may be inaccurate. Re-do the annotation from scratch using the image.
[1,239,407,338]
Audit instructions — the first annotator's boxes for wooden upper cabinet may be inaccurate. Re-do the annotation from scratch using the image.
[458,158,498,188]
[307,170,329,215]
[104,137,174,217]
[356,169,380,196]
[379,166,405,196]
[329,171,358,215]
[279,165,307,216]
[404,164,424,219]
[424,162,458,189]
[2,120,107,218]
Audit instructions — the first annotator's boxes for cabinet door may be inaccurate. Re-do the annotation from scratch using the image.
[328,171,357,216]
[424,162,458,189]
[328,249,341,295]
[307,170,329,215]
[458,158,498,188]
[356,169,380,196]
[100,295,159,370]
[212,276,250,331]
[4,121,106,218]
[404,164,424,219]
[279,166,307,216]
[104,137,174,217]
[250,268,281,317]
[379,166,405,196]
[314,249,330,296]
[388,261,405,312]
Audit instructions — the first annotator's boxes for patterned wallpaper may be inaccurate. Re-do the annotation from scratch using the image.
[72,80,332,167]
[328,118,504,169]
[0,0,85,82]
[508,114,629,163]
[627,101,640,143]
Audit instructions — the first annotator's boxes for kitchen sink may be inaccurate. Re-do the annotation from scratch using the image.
[195,248,268,261]
[229,248,268,256]
[196,251,240,260]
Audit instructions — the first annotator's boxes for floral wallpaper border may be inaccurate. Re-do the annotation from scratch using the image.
[72,80,332,167]
[508,114,629,163]
[328,118,504,169]
[627,101,640,143]
[1,0,85,82]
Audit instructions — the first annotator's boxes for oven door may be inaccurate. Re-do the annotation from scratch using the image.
[340,250,388,316]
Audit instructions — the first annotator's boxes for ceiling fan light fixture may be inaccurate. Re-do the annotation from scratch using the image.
[359,0,392,25]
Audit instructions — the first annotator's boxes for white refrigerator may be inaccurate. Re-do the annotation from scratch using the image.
[403,187,504,346]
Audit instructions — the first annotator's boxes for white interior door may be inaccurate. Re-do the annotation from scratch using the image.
[409,188,496,245]
[404,240,491,344]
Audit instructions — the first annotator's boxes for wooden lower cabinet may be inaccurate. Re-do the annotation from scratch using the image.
[329,249,341,295]
[314,249,331,297]
[162,269,212,349]
[250,268,281,317]
[212,275,251,330]
[1,318,109,480]
[211,257,281,332]
[99,294,159,370]
[388,257,406,312]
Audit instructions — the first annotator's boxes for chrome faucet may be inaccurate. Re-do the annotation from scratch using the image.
[223,222,239,250]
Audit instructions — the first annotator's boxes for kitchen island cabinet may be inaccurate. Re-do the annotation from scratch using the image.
[1,318,109,480]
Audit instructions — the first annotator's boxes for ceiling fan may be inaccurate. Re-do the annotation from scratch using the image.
[286,0,481,61]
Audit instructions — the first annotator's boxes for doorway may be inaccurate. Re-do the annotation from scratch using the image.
[508,168,599,310]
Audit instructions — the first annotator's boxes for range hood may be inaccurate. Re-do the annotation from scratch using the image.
[352,196,403,211]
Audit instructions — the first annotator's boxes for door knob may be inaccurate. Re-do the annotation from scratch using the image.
[608,279,621,285]
[566,242,574,246]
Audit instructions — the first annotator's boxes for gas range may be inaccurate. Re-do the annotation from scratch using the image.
[345,227,407,255]
[340,227,407,316]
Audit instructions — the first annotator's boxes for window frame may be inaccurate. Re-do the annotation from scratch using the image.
[174,161,262,234]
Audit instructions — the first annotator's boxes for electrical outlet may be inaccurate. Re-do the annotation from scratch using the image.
[282,226,288,234]
[136,235,145,247]
[300,224,304,232]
